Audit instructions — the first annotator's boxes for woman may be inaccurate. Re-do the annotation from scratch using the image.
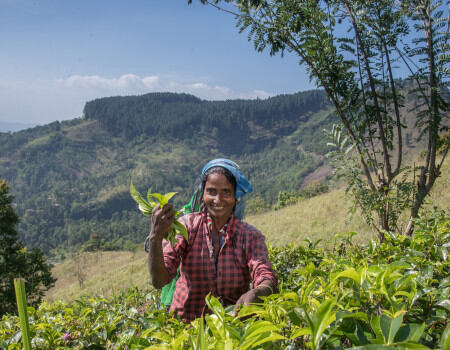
[147,159,277,323]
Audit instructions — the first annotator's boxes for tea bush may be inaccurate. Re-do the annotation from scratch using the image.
[1,209,448,349]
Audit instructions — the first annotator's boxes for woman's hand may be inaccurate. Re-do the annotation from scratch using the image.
[147,203,174,289]
[232,289,259,317]
[232,280,274,317]
[150,203,175,241]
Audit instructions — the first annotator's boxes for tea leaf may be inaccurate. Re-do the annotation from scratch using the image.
[441,323,450,350]
[130,182,188,245]
[379,313,403,345]
[394,323,425,343]
[130,182,153,212]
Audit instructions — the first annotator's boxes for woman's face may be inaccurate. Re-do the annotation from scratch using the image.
[202,172,236,225]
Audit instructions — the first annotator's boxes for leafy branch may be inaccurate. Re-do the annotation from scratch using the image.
[129,182,188,245]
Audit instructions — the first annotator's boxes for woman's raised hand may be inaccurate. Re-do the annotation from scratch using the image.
[150,203,175,241]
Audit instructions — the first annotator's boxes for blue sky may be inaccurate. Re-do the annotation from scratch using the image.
[0,0,313,125]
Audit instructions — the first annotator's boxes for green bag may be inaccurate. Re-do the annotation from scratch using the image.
[161,269,179,307]
[160,189,201,307]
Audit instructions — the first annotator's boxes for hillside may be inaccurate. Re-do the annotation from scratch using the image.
[1,90,337,256]
[46,188,372,303]
[46,156,449,303]
[1,85,444,257]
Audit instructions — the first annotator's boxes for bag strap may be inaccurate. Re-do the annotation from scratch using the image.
[231,226,248,273]
[182,186,202,215]
[181,214,202,259]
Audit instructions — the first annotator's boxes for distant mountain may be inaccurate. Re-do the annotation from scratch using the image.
[1,90,340,256]
[0,121,36,132]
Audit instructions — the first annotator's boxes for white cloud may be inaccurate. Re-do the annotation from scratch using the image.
[142,76,159,88]
[57,73,274,100]
[61,74,160,91]
[0,74,275,125]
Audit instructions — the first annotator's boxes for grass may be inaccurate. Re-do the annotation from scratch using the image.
[428,156,450,208]
[246,189,375,247]
[45,189,373,303]
[248,156,450,247]
[46,250,149,303]
[45,158,449,303]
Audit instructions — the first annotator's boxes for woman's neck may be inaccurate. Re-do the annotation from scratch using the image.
[211,216,230,233]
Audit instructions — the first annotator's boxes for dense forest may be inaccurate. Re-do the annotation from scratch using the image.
[0,90,336,256]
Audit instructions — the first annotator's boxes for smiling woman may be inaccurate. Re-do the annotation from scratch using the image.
[202,168,237,229]
[146,158,278,322]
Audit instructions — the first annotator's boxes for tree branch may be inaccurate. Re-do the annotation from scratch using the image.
[356,38,380,168]
[394,46,432,110]
[382,39,403,177]
[205,0,240,16]
[285,35,377,191]
[344,1,393,182]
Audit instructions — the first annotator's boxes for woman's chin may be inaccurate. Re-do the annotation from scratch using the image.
[209,207,232,221]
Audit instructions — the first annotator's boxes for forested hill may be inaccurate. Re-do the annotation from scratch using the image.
[83,91,329,154]
[1,90,336,256]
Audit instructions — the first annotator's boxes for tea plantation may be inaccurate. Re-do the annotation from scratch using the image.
[1,209,449,349]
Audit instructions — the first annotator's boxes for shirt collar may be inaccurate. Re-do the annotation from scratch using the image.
[203,208,236,237]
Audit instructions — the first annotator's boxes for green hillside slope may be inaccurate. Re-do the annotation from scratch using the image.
[47,190,371,303]
[46,157,448,303]
[1,91,337,255]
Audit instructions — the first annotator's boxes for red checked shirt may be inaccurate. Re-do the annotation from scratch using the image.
[161,209,278,323]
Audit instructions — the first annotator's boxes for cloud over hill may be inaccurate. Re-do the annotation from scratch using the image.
[1,74,275,125]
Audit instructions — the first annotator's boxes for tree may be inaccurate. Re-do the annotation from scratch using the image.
[73,253,86,289]
[82,233,104,252]
[0,179,56,316]
[191,0,449,238]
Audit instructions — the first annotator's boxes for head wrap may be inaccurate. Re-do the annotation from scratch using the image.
[201,158,253,219]
[201,158,253,200]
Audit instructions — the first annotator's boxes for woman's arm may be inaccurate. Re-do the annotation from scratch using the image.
[147,204,174,289]
[232,226,278,316]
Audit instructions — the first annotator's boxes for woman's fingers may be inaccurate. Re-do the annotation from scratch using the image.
[232,289,259,317]
[151,204,175,238]
[159,204,175,222]
[162,204,174,216]
[153,204,172,220]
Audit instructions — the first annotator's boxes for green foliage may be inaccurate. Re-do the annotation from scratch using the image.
[82,91,330,148]
[13,279,31,350]
[81,234,104,252]
[274,181,329,210]
[245,195,271,215]
[325,124,415,232]
[1,208,447,349]
[130,182,188,244]
[0,179,56,317]
[195,0,449,235]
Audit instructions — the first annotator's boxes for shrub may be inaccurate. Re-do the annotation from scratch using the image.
[1,208,448,349]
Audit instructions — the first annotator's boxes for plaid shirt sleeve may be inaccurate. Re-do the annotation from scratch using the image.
[239,222,278,290]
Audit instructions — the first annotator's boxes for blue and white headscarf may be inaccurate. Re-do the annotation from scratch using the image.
[201,158,253,219]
